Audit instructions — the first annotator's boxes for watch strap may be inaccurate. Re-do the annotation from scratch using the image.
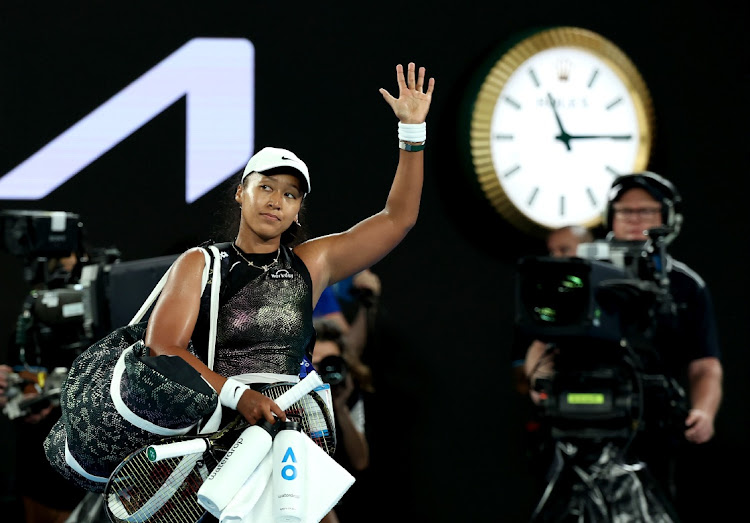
[398,141,426,152]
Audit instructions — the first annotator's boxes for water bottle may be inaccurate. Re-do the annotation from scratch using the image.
[197,419,277,515]
[272,420,306,522]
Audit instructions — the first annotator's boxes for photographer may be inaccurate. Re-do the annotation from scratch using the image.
[520,172,723,522]
[312,317,372,523]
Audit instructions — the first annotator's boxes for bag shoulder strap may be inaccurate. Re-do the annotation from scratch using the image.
[127,248,212,326]
[206,245,222,371]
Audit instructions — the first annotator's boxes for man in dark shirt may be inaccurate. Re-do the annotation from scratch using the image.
[517,172,723,522]
[605,172,722,444]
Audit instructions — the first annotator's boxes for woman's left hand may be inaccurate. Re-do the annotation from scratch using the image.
[379,62,435,124]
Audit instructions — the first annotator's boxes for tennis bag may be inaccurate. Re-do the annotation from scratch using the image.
[44,246,224,493]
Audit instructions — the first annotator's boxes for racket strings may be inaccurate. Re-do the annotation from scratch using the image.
[263,385,336,456]
[107,450,217,523]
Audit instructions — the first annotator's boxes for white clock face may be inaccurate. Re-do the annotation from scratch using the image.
[487,47,650,229]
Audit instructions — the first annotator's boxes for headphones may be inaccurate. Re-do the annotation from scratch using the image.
[603,171,683,241]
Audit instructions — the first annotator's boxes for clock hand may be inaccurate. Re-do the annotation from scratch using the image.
[547,93,572,151]
[567,134,633,140]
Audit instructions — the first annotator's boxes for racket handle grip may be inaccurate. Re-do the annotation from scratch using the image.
[147,438,208,462]
[275,371,324,410]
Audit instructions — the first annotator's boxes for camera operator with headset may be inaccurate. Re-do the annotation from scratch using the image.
[520,172,723,522]
[607,172,722,520]
[603,172,722,445]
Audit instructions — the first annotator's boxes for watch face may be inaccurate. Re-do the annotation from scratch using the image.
[466,27,654,236]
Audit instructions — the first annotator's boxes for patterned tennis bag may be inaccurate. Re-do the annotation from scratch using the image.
[44,246,224,492]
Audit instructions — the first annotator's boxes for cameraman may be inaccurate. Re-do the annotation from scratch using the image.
[521,172,723,521]
[605,172,722,446]
[606,172,723,522]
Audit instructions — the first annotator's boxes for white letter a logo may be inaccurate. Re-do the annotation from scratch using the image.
[0,38,254,203]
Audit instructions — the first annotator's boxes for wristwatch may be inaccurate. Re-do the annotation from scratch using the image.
[399,141,426,152]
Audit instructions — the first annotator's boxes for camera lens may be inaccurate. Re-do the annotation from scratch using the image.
[317,355,347,386]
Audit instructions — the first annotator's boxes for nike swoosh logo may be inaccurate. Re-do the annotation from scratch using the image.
[281,156,293,160]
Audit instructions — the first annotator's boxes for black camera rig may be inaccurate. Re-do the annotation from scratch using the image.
[515,227,688,443]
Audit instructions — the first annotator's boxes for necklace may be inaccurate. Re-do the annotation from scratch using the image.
[231,242,280,272]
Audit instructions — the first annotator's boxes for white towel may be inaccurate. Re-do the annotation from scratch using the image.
[219,452,274,522]
[219,434,355,523]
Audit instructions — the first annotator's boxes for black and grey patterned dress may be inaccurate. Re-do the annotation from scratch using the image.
[191,241,315,378]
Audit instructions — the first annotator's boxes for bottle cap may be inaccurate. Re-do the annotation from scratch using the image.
[281,420,302,432]
[256,418,281,437]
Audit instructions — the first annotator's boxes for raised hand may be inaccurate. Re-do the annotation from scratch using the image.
[379,62,435,124]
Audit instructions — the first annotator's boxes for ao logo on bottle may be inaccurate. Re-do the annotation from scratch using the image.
[0,38,254,203]
[279,446,298,480]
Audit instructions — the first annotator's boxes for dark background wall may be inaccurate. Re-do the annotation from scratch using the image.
[1,2,747,521]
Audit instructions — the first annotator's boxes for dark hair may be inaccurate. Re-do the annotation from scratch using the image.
[212,173,309,247]
[313,317,347,348]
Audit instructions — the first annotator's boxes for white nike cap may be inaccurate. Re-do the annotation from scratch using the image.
[241,146,311,194]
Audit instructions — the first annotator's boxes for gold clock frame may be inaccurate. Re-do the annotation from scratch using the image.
[468,26,655,238]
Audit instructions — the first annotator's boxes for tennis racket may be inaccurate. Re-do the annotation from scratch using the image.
[103,371,335,523]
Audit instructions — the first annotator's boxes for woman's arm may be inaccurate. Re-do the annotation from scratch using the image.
[297,62,435,295]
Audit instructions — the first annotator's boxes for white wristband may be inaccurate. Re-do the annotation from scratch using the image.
[398,122,426,143]
[220,378,250,410]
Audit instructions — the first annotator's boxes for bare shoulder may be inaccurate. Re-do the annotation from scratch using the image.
[169,247,208,280]
[293,236,327,267]
[293,235,338,285]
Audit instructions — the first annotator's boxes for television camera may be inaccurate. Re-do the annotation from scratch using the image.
[515,226,689,443]
[1,210,121,419]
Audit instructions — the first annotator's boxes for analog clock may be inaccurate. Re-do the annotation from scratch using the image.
[461,26,655,237]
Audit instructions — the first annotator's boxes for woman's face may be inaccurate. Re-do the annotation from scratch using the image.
[235,172,304,240]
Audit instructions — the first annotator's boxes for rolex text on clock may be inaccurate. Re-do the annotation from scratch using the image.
[465,27,654,236]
